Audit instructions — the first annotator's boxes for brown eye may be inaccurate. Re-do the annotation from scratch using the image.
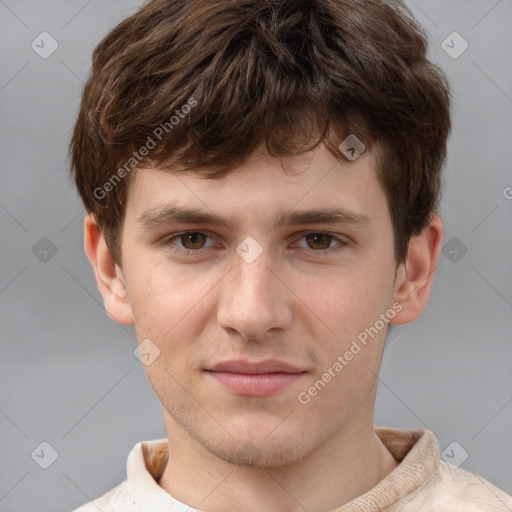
[305,233,333,250]
[179,232,208,249]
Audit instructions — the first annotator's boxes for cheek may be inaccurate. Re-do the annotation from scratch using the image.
[294,267,388,345]
[129,260,203,326]
[128,263,209,397]
[128,261,222,369]
[292,267,390,398]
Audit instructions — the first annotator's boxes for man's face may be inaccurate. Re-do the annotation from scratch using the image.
[119,144,400,468]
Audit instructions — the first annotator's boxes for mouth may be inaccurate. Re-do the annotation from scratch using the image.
[204,359,307,397]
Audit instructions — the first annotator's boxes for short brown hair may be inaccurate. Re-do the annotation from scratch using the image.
[69,0,451,265]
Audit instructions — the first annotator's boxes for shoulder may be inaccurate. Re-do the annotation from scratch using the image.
[70,480,137,512]
[392,461,512,511]
[438,462,512,509]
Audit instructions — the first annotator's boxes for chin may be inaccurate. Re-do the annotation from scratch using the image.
[204,430,314,470]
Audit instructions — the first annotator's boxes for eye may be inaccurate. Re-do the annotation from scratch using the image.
[293,232,347,252]
[162,230,348,258]
[164,231,217,253]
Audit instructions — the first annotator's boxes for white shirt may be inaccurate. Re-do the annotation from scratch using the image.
[72,427,512,511]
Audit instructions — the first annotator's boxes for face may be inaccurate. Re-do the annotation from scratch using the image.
[116,144,402,468]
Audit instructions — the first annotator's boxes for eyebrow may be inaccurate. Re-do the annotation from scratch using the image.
[138,205,372,230]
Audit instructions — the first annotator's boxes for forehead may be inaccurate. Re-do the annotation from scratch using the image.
[124,144,388,226]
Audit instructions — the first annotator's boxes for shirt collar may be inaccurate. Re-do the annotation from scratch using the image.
[127,428,440,511]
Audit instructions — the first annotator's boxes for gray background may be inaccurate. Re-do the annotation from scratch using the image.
[1,1,511,511]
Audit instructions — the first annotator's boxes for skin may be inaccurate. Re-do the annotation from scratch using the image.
[85,143,442,512]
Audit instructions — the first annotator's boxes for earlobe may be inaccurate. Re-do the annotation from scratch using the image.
[390,214,443,325]
[84,214,135,325]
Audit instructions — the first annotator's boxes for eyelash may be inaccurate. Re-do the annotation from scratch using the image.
[161,231,348,258]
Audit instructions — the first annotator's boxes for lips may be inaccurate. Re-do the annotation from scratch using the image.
[207,359,304,374]
[204,359,307,397]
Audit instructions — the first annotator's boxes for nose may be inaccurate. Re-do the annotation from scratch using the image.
[216,246,292,341]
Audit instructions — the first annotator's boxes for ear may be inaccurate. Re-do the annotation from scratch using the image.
[84,214,134,325]
[390,214,443,325]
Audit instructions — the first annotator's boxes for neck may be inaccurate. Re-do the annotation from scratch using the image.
[158,413,398,512]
